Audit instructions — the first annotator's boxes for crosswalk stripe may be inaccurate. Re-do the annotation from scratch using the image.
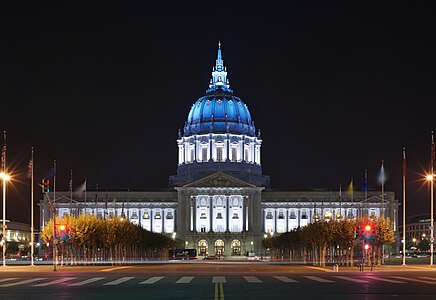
[419,277,436,282]
[363,277,405,283]
[176,276,194,284]
[333,276,368,283]
[69,277,106,286]
[103,277,134,285]
[244,276,262,283]
[0,278,18,283]
[391,276,436,285]
[304,276,334,283]
[212,276,226,283]
[273,276,298,283]
[32,277,76,287]
[0,278,46,287]
[139,277,164,284]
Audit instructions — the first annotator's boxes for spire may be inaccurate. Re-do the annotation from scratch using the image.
[207,41,232,93]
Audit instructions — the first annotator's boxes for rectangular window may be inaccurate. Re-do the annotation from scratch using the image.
[216,147,223,162]
[278,212,284,219]
[301,211,308,219]
[231,147,237,162]
[244,148,249,162]
[202,147,208,161]
[289,211,296,219]
[266,212,273,219]
[190,148,195,162]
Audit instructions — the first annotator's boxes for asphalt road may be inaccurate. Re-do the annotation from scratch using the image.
[0,262,436,300]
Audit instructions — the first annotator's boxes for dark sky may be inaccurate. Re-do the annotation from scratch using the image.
[1,2,435,225]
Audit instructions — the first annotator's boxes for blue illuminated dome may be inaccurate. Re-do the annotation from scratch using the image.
[169,42,270,188]
[183,42,256,137]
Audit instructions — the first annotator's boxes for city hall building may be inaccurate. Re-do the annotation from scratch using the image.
[39,43,399,257]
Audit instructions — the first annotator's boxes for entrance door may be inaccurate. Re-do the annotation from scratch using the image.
[214,239,225,256]
[198,239,208,256]
[231,239,241,256]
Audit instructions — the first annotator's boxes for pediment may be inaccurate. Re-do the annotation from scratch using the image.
[54,195,77,204]
[183,172,256,188]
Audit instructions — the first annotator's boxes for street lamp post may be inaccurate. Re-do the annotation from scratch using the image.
[427,174,434,266]
[0,172,10,267]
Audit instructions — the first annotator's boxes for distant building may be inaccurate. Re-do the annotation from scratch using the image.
[39,43,399,256]
[398,213,435,243]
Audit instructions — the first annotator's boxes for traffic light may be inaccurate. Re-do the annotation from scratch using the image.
[42,178,50,193]
[364,243,370,251]
[57,224,69,241]
[362,222,374,243]
[364,224,372,233]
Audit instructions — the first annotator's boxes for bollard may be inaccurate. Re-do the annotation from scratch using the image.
[333,264,339,272]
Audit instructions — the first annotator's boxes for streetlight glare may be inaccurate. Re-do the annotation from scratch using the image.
[0,172,10,181]
[426,174,434,181]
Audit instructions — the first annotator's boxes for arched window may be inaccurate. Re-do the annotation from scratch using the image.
[231,239,241,256]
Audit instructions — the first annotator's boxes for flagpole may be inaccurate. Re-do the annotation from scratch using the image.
[364,170,368,217]
[30,147,34,266]
[2,131,6,267]
[339,184,342,220]
[430,131,435,267]
[84,178,87,214]
[381,160,385,218]
[53,160,57,271]
[402,147,406,266]
[69,169,73,215]
[95,184,98,217]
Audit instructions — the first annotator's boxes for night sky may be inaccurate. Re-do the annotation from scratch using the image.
[1,2,435,225]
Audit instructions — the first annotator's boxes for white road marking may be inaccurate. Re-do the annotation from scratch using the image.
[304,276,334,283]
[103,277,134,285]
[244,276,262,283]
[139,277,164,284]
[100,266,131,272]
[419,277,436,282]
[0,278,46,287]
[0,278,17,283]
[273,276,298,283]
[69,277,106,286]
[176,276,194,284]
[333,276,368,283]
[212,276,226,283]
[363,277,405,283]
[391,276,436,285]
[33,277,76,287]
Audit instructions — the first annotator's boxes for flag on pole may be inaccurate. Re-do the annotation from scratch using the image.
[377,160,386,185]
[431,130,435,172]
[69,169,73,192]
[27,156,34,179]
[75,178,87,195]
[348,178,354,201]
[363,170,368,193]
[403,147,407,178]
[1,130,6,172]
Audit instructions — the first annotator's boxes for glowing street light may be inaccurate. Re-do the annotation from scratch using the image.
[426,173,434,266]
[0,172,10,267]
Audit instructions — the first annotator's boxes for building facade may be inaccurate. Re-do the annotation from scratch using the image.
[39,43,399,256]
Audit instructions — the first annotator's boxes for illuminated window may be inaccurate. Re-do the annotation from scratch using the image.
[166,212,173,219]
[216,147,223,162]
[202,147,208,162]
[155,213,161,219]
[231,147,237,162]
[143,212,150,219]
